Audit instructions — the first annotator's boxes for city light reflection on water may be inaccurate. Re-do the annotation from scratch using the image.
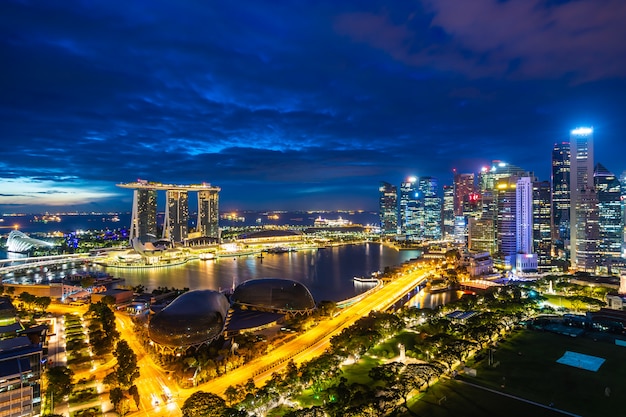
[105,243,421,302]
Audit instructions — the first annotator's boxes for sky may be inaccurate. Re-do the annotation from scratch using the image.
[1,0,626,213]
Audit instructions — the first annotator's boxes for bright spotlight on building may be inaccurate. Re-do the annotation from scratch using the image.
[571,127,593,135]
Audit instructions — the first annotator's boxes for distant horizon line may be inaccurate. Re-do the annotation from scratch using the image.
[0,208,379,216]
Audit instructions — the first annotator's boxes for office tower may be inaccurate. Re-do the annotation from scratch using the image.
[621,171,626,257]
[131,188,157,242]
[379,182,398,235]
[515,177,538,272]
[533,180,552,271]
[468,218,496,253]
[418,177,442,240]
[164,190,189,242]
[400,177,420,238]
[594,164,623,261]
[453,172,475,216]
[569,127,597,270]
[442,185,455,238]
[198,189,220,239]
[496,178,517,268]
[551,142,571,246]
[574,187,600,271]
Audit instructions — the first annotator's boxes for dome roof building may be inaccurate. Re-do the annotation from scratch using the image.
[231,278,315,314]
[148,290,230,353]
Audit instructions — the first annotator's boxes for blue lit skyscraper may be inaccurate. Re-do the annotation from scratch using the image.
[400,177,420,238]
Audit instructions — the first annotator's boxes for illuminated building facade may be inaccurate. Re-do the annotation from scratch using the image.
[551,142,571,247]
[569,127,597,270]
[117,180,221,244]
[533,180,552,271]
[453,172,475,216]
[515,177,538,272]
[400,177,420,237]
[594,163,622,261]
[419,176,442,240]
[574,187,600,271]
[442,185,455,238]
[198,189,220,239]
[164,190,189,242]
[133,188,157,242]
[378,182,398,235]
[468,218,496,254]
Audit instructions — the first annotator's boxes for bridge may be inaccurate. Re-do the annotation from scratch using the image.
[0,254,98,277]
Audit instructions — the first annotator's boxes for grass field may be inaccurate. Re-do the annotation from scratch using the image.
[454,329,625,416]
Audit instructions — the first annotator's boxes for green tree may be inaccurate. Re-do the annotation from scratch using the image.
[182,391,226,417]
[114,340,140,387]
[35,296,51,311]
[46,366,74,402]
[109,387,125,414]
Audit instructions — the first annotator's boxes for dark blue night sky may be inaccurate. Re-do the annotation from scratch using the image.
[1,0,625,212]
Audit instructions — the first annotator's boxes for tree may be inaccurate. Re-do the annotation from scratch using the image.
[114,340,140,387]
[128,385,140,410]
[46,366,74,401]
[109,387,125,414]
[81,276,95,289]
[35,296,51,311]
[182,391,226,417]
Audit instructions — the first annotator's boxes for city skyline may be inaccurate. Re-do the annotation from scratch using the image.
[2,1,626,213]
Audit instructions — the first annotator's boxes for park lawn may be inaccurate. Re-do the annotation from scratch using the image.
[542,294,577,310]
[340,354,380,385]
[466,329,626,416]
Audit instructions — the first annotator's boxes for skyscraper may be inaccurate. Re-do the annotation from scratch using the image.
[453,172,475,216]
[164,190,189,242]
[400,177,420,238]
[594,163,622,261]
[533,180,552,271]
[132,188,157,242]
[442,185,455,239]
[198,189,220,239]
[515,177,538,272]
[551,142,570,246]
[379,182,398,235]
[419,176,442,240]
[569,127,597,270]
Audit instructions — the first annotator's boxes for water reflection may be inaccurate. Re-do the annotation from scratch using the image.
[105,243,422,302]
[406,289,463,310]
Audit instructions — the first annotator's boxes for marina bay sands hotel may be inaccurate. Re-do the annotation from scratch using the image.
[117,180,220,243]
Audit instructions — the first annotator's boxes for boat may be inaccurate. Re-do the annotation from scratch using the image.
[353,276,379,283]
[198,253,215,260]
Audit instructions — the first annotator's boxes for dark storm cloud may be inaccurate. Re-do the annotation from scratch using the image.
[1,0,625,212]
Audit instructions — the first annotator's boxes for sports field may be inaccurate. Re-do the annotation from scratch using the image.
[406,329,625,416]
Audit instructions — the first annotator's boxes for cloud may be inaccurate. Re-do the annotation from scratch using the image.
[335,0,626,82]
